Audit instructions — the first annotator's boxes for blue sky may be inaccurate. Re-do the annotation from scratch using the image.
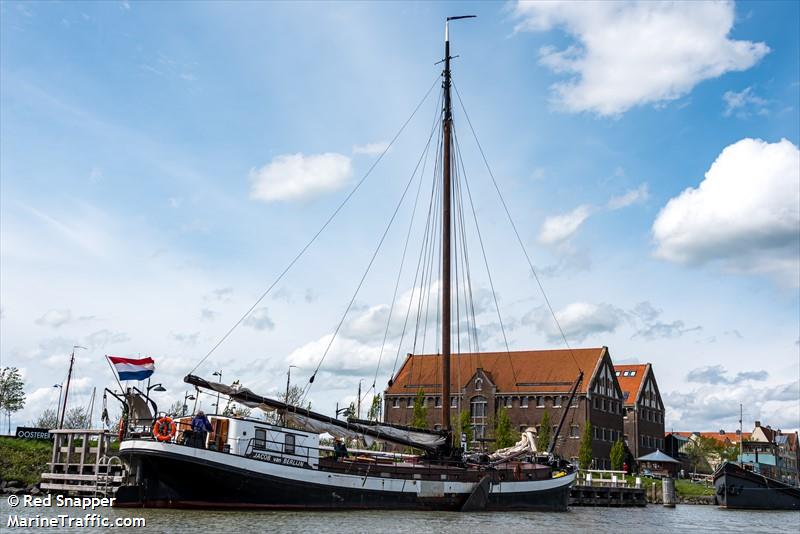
[1,1,798,435]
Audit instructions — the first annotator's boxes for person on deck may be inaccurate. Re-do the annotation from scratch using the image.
[333,437,349,461]
[191,410,213,448]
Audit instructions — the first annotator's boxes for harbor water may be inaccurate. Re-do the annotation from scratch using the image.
[3,500,799,534]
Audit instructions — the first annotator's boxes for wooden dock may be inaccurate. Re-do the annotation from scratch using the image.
[40,429,125,496]
[569,469,647,507]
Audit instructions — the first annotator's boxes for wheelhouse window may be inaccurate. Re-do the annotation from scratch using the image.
[254,428,267,450]
[284,434,296,455]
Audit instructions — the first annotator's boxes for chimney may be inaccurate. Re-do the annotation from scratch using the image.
[755,420,761,427]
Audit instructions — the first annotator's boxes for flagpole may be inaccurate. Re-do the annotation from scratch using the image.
[105,355,125,393]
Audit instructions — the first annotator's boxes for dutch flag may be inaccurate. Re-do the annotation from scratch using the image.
[107,356,155,381]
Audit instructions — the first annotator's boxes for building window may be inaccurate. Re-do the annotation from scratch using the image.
[570,424,580,438]
[505,397,513,408]
[254,428,267,450]
[615,370,621,376]
[571,396,579,407]
[451,396,457,408]
[602,428,608,441]
[470,396,487,418]
[553,396,562,407]
[474,424,486,439]
[475,378,483,391]
[434,397,441,408]
[593,397,599,410]
[521,396,529,408]
[593,427,599,440]
[284,434,296,455]
[407,397,413,409]
[623,391,630,401]
[392,398,399,408]
[536,396,544,408]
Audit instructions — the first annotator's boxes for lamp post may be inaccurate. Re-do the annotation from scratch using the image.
[212,370,223,414]
[52,384,63,428]
[183,391,196,416]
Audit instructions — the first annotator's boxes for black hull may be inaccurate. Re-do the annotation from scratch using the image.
[117,446,573,511]
[713,462,800,510]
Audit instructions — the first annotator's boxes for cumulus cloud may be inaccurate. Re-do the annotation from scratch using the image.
[352,141,390,156]
[665,380,799,431]
[513,1,769,116]
[287,334,386,376]
[652,138,800,286]
[525,301,625,342]
[686,364,768,385]
[723,87,768,118]
[249,152,352,202]
[243,307,274,331]
[35,309,73,328]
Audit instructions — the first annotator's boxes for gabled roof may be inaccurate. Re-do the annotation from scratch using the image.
[385,347,604,395]
[670,431,750,445]
[614,364,648,406]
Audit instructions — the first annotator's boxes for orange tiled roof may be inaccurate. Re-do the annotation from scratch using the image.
[614,364,648,406]
[670,431,750,444]
[385,347,604,395]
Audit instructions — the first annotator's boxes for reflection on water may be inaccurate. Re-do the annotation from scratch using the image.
[2,501,799,534]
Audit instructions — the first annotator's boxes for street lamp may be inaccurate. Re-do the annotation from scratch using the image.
[147,383,167,393]
[183,391,196,416]
[53,384,63,428]
[212,370,223,414]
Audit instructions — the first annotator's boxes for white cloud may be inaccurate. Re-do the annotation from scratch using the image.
[249,152,352,202]
[525,301,625,342]
[723,86,768,117]
[538,205,594,244]
[538,184,648,245]
[514,1,769,116]
[607,183,649,210]
[352,141,390,156]
[652,138,800,286]
[35,309,72,328]
[243,307,274,331]
[287,334,386,376]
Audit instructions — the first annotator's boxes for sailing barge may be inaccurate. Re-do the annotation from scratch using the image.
[714,461,800,510]
[114,17,578,511]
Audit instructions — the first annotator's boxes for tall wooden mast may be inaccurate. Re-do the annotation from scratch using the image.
[441,16,474,435]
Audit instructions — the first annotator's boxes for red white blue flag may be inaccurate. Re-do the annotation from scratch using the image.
[107,356,155,381]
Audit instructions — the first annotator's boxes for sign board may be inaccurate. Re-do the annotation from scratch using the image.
[15,427,53,440]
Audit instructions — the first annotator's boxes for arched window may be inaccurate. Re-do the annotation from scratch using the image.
[475,378,483,391]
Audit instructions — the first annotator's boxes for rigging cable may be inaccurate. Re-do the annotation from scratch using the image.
[187,77,440,377]
[453,82,583,374]
[302,92,446,404]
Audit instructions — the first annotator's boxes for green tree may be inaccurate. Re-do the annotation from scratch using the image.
[222,402,252,418]
[610,439,625,470]
[367,395,382,422]
[578,422,593,470]
[411,388,428,428]
[494,406,516,449]
[0,367,26,434]
[457,409,473,448]
[687,435,716,474]
[536,409,552,452]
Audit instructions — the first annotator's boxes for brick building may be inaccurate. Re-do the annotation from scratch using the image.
[383,346,630,469]
[614,364,666,458]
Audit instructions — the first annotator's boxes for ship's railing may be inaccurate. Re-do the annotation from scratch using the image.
[577,469,639,488]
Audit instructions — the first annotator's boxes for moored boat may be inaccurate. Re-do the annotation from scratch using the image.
[713,461,800,510]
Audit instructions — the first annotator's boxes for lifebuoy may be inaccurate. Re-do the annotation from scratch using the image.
[118,418,126,442]
[153,416,177,442]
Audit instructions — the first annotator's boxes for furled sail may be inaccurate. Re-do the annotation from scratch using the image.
[183,374,448,452]
[483,427,539,465]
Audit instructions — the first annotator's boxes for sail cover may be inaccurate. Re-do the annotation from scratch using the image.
[183,374,448,452]
[484,427,539,464]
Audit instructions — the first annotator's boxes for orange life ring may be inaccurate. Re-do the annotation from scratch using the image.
[153,416,177,442]
[118,418,126,442]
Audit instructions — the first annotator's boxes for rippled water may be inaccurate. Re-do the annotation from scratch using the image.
[3,501,799,534]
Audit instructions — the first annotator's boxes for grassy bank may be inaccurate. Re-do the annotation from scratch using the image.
[0,437,52,486]
[675,479,715,497]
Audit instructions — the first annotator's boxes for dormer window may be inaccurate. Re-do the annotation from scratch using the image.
[475,378,483,391]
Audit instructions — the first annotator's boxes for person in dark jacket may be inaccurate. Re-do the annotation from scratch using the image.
[333,437,349,460]
[191,410,212,448]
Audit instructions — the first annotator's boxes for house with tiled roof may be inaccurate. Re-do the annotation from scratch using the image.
[383,346,626,469]
[614,364,665,458]
[743,421,800,485]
